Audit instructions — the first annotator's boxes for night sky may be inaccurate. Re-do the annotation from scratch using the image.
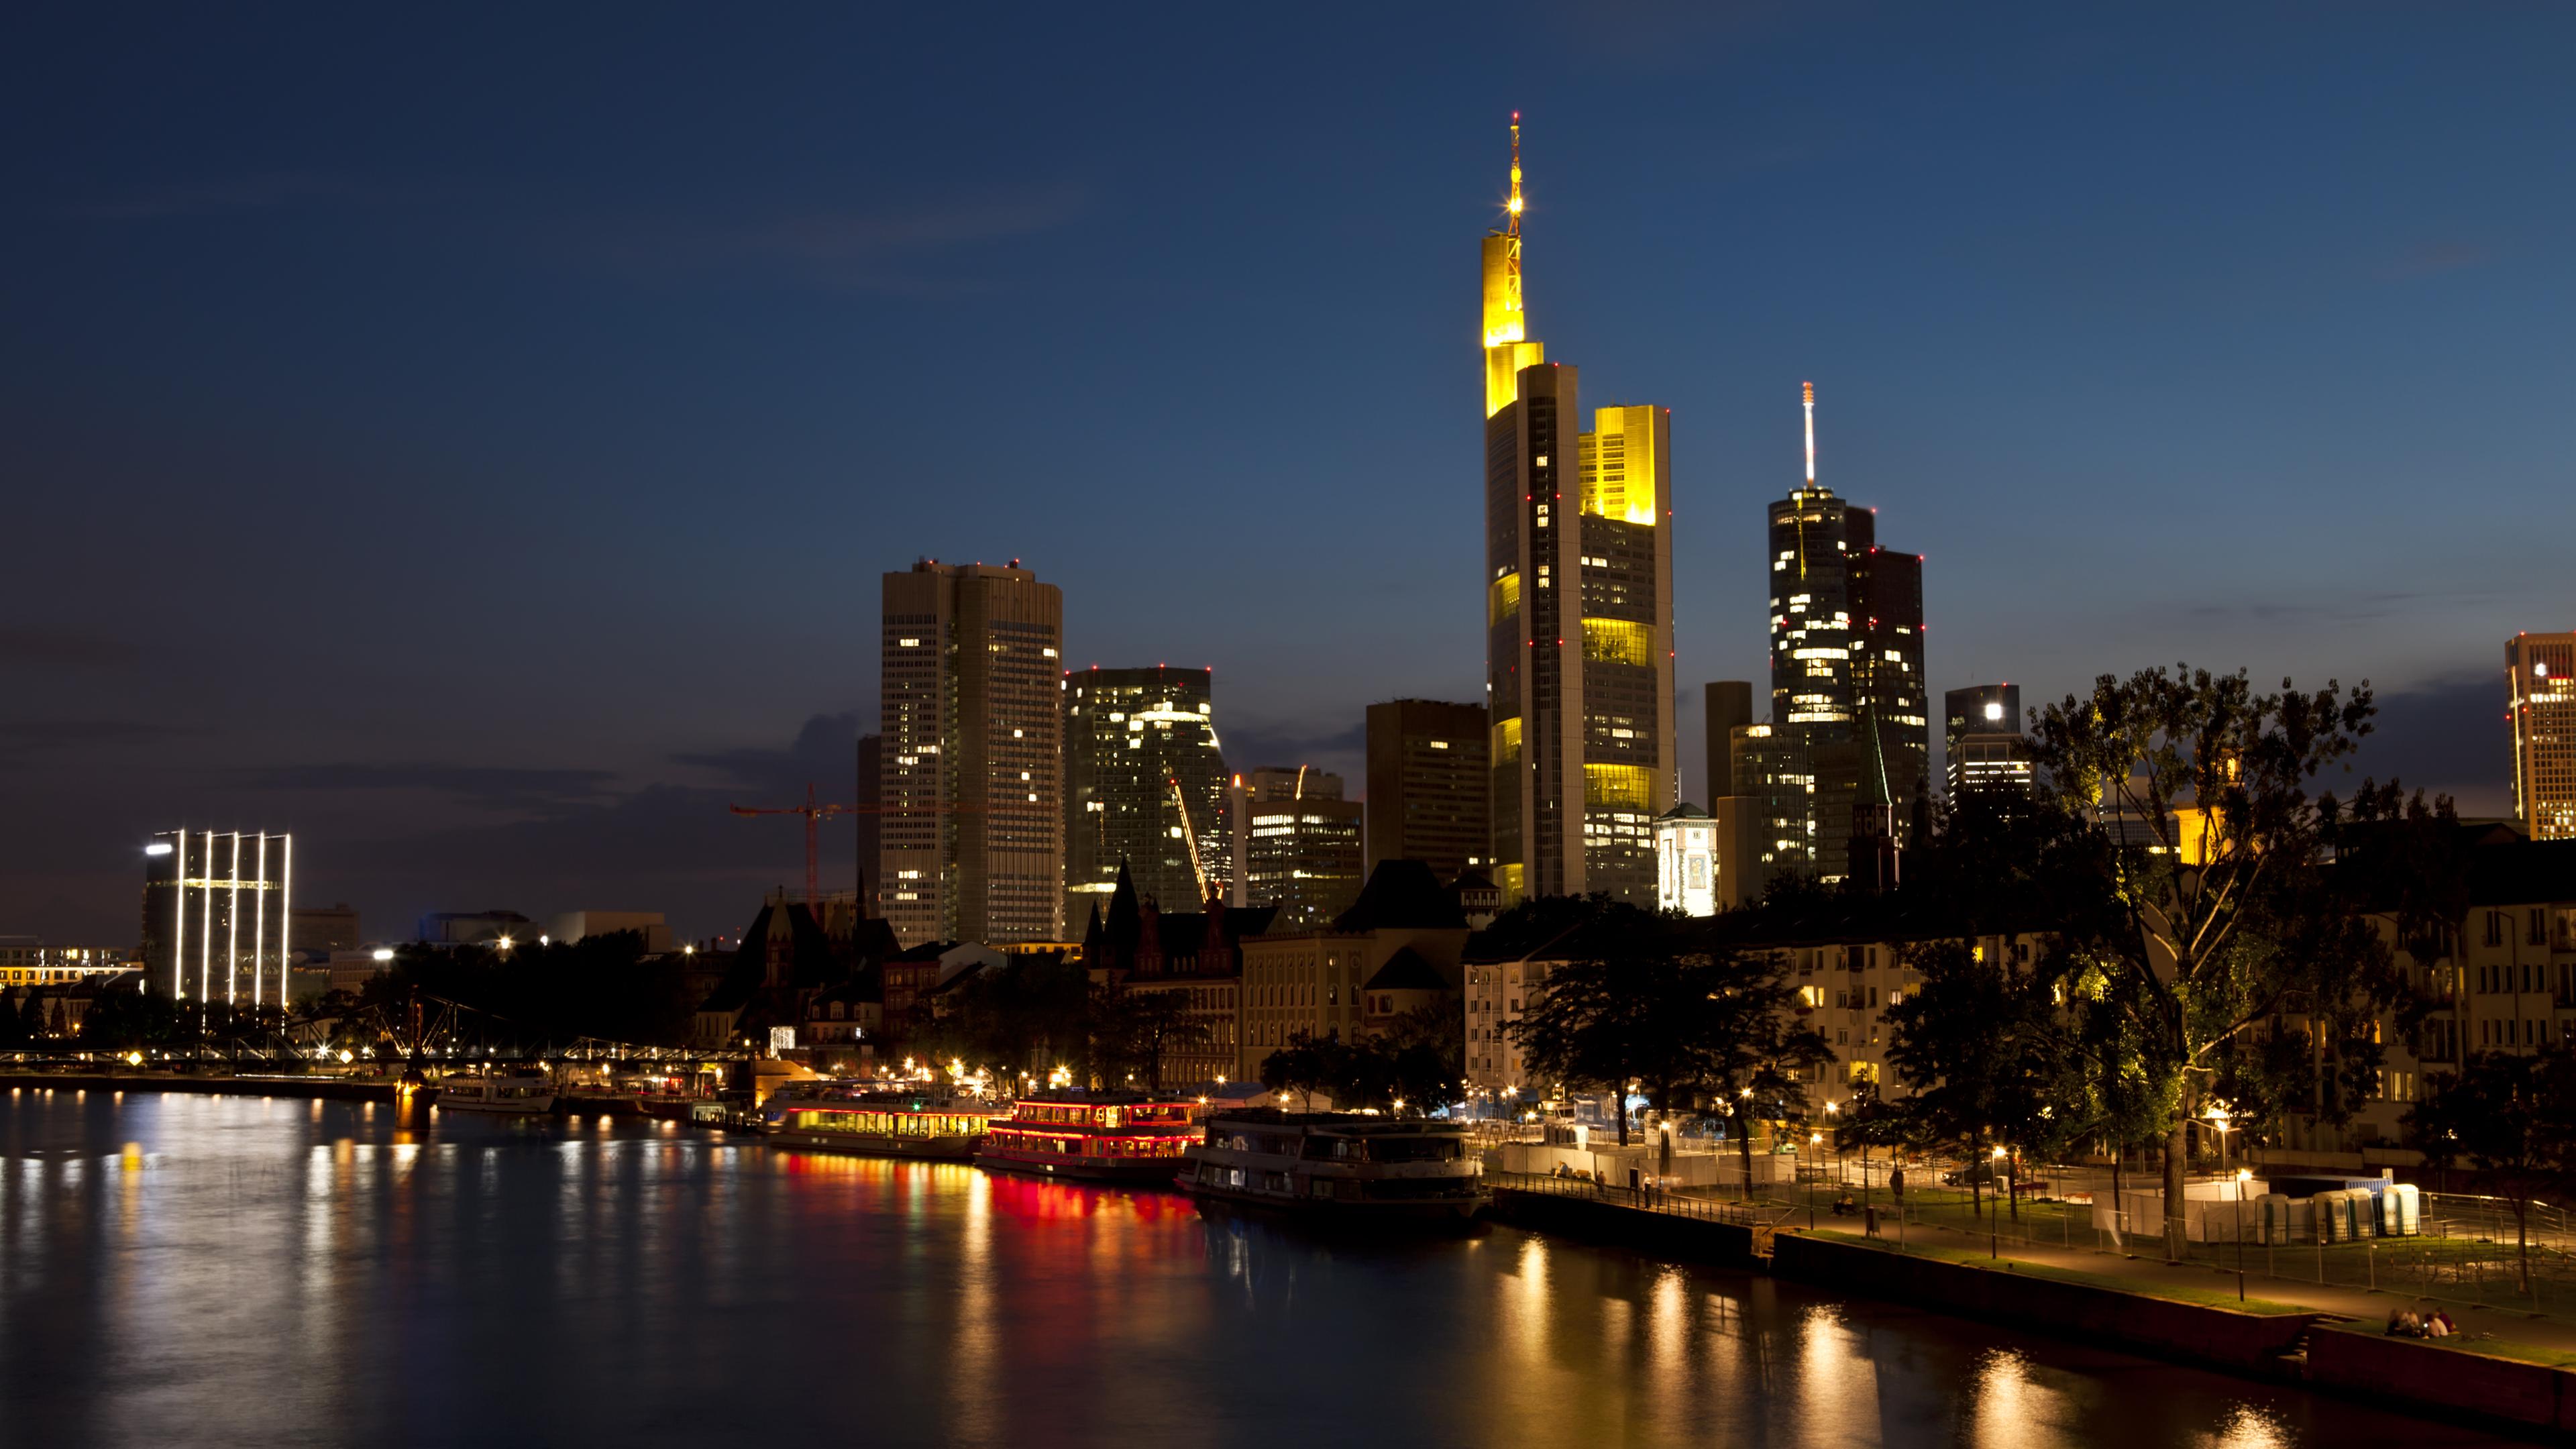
[7,4,2569,947]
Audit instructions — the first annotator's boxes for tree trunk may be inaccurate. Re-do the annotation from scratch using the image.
[1970,1128,1983,1219]
[2109,1148,2126,1250]
[2162,1115,2189,1262]
[2007,1148,2021,1221]
[1739,1112,1757,1201]
[1615,1084,1629,1148]
[2516,1201,2530,1295]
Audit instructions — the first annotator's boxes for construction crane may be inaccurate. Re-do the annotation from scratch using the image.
[1168,775,1214,904]
[729,784,852,915]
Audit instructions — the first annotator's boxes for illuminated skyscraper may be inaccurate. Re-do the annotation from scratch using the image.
[879,559,1064,946]
[1480,115,1675,905]
[1228,767,1363,928]
[141,828,292,1006]
[1943,684,2030,802]
[1765,386,1926,880]
[2508,631,2576,841]
[1064,666,1227,922]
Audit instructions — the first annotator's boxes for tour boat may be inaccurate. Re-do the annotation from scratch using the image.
[971,1091,1198,1184]
[435,1069,557,1116]
[1179,1110,1487,1221]
[761,1082,996,1159]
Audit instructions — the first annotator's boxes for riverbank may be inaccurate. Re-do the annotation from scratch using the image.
[0,1071,397,1102]
[1479,1169,2574,1437]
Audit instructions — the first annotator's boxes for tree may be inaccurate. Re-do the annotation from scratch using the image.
[1092,989,1210,1093]
[1256,1016,1457,1115]
[1882,939,2076,1220]
[2029,663,2431,1258]
[2405,1049,2576,1294]
[0,992,30,1049]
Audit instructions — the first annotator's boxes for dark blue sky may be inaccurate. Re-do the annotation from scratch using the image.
[6,3,2570,946]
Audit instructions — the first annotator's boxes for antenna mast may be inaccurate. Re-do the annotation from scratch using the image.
[1803,380,1817,484]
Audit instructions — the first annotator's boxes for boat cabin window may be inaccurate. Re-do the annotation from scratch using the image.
[1363,1136,1461,1163]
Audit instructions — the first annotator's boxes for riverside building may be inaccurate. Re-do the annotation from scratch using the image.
[2509,632,2576,841]
[1065,666,1228,921]
[879,559,1065,947]
[140,829,294,1006]
[1479,115,1675,906]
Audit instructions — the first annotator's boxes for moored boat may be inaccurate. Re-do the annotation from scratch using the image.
[972,1091,1197,1184]
[1179,1109,1486,1221]
[435,1068,557,1116]
[761,1082,996,1159]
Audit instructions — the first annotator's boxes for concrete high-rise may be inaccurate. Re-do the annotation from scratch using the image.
[1365,699,1489,884]
[1227,767,1362,928]
[1765,385,1925,881]
[2508,632,2576,841]
[1065,666,1226,922]
[1480,116,1674,905]
[879,559,1064,947]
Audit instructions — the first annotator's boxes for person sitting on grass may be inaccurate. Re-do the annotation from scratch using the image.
[1830,1193,1858,1217]
[2428,1309,2455,1338]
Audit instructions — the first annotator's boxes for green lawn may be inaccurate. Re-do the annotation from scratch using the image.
[1806,1228,2311,1316]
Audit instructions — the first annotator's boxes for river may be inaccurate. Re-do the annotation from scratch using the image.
[0,1090,2518,1447]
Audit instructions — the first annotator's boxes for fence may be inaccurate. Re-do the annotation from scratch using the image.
[1772,1152,2576,1318]
[1487,1169,1792,1231]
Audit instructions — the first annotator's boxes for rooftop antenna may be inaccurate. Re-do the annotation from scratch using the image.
[1803,380,1817,484]
[1506,111,1524,237]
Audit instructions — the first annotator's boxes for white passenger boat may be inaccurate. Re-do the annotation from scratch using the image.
[435,1069,557,1115]
[761,1082,996,1159]
[1180,1110,1487,1221]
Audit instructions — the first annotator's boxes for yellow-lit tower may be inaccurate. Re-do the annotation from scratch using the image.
[1481,115,1674,906]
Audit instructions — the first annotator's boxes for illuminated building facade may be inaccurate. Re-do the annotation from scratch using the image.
[140,828,293,1006]
[2508,632,2576,841]
[1765,386,1925,880]
[1064,666,1227,922]
[879,559,1065,947]
[1364,698,1489,884]
[1729,722,1813,877]
[1228,767,1362,928]
[1480,116,1675,906]
[1653,804,1718,917]
[1943,683,2031,802]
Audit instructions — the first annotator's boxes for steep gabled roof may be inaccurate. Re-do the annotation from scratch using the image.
[1362,946,1448,993]
[1333,859,1467,932]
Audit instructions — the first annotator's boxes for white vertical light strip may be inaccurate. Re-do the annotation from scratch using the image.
[171,829,187,1000]
[226,831,243,1004]
[199,829,216,1003]
[280,833,294,1015]
[252,833,269,1010]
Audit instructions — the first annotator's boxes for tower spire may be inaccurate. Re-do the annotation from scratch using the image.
[1506,110,1524,238]
[1803,380,1817,484]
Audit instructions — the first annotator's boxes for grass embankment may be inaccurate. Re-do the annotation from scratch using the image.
[1803,1227,2310,1316]
[2310,1318,2576,1371]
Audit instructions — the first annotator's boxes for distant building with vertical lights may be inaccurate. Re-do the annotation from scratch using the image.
[1064,666,1227,924]
[1766,385,1925,881]
[879,559,1065,947]
[1364,698,1489,885]
[1228,767,1362,928]
[2508,632,2576,841]
[141,828,293,1006]
[1479,115,1675,906]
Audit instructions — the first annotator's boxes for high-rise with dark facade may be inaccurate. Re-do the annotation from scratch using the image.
[1766,385,1927,881]
[2508,632,2576,841]
[1064,666,1227,923]
[1228,767,1363,928]
[1943,684,2029,802]
[1365,699,1489,884]
[1480,116,1674,906]
[879,559,1064,947]
[1703,680,1753,804]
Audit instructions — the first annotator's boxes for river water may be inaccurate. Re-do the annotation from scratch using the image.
[0,1090,2517,1448]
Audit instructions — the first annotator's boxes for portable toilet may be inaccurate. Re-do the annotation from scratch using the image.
[2348,1187,2379,1238]
[2316,1189,2353,1242]
[2380,1182,2422,1237]
[2257,1192,2293,1246]
[2336,1188,2375,1240]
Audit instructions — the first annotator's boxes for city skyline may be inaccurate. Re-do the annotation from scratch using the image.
[7,6,2570,945]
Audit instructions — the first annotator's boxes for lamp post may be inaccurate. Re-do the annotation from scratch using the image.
[1991,1146,2008,1257]
[2234,1167,2252,1300]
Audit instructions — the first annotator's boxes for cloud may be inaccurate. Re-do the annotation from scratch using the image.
[1220,718,1366,773]
[2349,669,2512,814]
[2184,588,2491,625]
[243,763,619,813]
[2378,240,2491,281]
[0,627,146,669]
[51,173,411,222]
[0,719,178,757]
[603,182,1089,294]
[672,712,863,797]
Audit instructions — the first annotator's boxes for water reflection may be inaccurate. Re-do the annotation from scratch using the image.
[0,1095,2521,1448]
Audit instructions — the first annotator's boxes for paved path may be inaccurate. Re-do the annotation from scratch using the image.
[1809,1216,2576,1359]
